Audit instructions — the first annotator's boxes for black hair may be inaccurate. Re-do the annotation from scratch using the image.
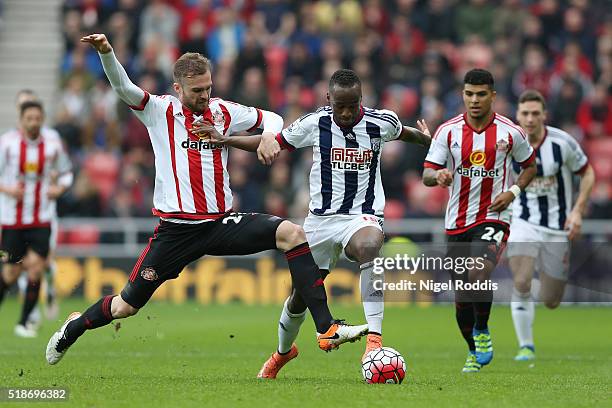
[20,100,44,116]
[463,68,494,88]
[329,69,361,90]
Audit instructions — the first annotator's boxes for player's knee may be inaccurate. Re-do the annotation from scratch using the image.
[277,221,307,251]
[27,262,46,279]
[3,264,21,285]
[544,299,560,309]
[353,241,381,263]
[111,297,139,318]
[514,278,532,294]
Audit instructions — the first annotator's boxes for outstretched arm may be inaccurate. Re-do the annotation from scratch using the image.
[398,119,432,147]
[192,122,263,152]
[81,34,145,107]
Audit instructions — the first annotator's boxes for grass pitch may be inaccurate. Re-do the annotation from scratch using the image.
[0,299,610,408]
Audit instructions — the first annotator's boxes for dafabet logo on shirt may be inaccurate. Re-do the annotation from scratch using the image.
[181,139,223,151]
[456,150,500,178]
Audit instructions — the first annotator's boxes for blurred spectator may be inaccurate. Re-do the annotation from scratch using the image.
[285,41,320,86]
[420,0,455,42]
[234,30,266,81]
[139,0,179,50]
[512,46,551,98]
[57,172,103,217]
[234,67,271,110]
[576,83,612,138]
[455,0,495,43]
[206,8,246,63]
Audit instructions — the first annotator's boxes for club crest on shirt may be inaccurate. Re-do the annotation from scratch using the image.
[496,139,509,152]
[212,110,225,127]
[286,121,297,133]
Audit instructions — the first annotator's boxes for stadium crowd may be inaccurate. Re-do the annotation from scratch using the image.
[54,0,611,229]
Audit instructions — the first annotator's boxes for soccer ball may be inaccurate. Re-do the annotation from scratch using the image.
[361,347,406,384]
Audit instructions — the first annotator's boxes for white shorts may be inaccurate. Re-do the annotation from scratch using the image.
[303,214,384,270]
[507,217,570,280]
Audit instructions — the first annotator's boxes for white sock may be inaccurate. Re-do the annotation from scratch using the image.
[278,297,306,354]
[511,288,535,348]
[46,260,56,299]
[360,261,383,335]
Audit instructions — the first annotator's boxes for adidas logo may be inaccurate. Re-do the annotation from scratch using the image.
[175,112,184,118]
[451,141,460,149]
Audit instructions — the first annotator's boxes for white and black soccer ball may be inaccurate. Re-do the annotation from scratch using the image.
[361,347,406,384]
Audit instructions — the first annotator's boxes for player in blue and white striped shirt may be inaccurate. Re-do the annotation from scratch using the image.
[253,69,430,378]
[507,90,595,361]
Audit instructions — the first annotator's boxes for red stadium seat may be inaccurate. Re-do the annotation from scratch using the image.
[82,152,120,203]
[67,225,100,246]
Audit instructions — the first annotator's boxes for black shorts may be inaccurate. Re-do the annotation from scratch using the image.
[0,227,51,263]
[121,212,285,308]
[446,222,509,269]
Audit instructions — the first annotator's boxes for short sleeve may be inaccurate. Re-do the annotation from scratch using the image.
[279,112,318,150]
[564,137,589,174]
[510,127,534,166]
[379,109,403,142]
[129,92,169,128]
[219,101,262,134]
[424,127,449,169]
[54,141,72,174]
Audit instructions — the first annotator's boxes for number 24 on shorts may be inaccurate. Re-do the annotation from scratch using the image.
[481,227,504,243]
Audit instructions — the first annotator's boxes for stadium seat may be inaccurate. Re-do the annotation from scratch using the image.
[82,151,120,204]
[67,224,100,246]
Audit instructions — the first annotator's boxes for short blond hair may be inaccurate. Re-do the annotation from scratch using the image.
[173,53,212,84]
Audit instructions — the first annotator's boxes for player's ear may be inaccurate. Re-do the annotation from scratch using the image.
[173,82,182,96]
[326,92,330,104]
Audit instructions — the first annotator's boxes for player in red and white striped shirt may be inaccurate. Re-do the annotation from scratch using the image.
[0,100,73,337]
[423,69,536,372]
[46,33,368,366]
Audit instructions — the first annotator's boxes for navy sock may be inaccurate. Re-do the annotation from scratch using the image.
[57,295,115,352]
[474,298,493,330]
[19,279,41,326]
[285,243,333,333]
[455,301,476,351]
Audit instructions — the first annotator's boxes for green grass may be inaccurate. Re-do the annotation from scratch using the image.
[0,299,610,408]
